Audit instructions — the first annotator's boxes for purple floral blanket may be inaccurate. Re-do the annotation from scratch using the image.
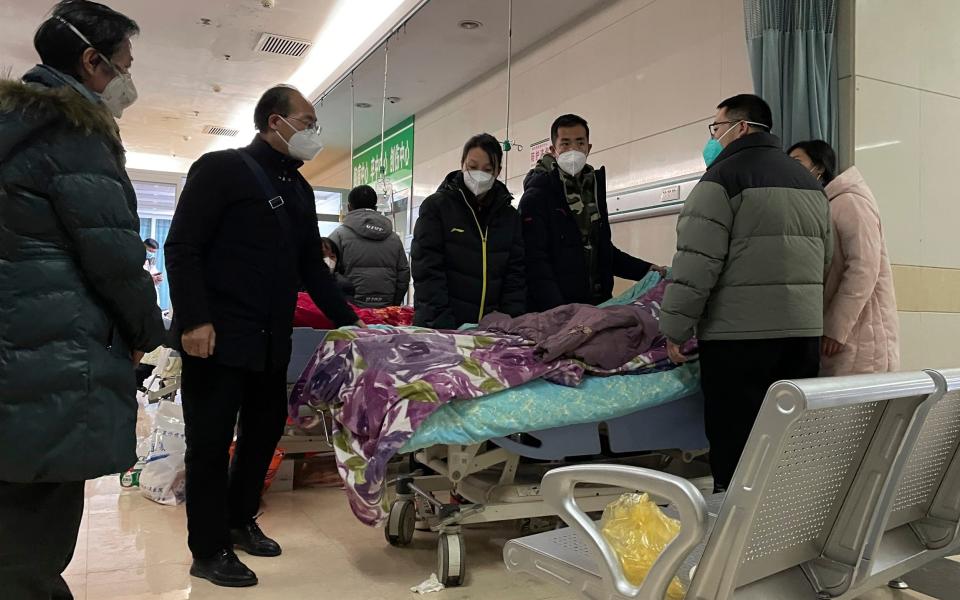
[290,328,591,525]
[289,278,697,526]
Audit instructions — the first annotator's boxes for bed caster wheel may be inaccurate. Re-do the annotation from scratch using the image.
[385,498,416,547]
[438,532,466,587]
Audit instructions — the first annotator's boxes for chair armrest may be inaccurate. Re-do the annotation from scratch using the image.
[541,464,708,600]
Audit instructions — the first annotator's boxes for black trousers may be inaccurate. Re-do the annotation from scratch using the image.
[0,481,85,600]
[699,337,820,491]
[181,356,287,559]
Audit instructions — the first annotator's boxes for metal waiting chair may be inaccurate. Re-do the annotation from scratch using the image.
[851,368,960,592]
[503,371,948,599]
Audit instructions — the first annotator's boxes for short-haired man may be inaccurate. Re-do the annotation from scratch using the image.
[166,85,360,587]
[0,3,164,597]
[519,114,665,312]
[143,238,162,287]
[661,94,832,491]
[329,184,411,307]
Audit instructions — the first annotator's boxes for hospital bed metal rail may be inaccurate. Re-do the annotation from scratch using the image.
[384,391,711,587]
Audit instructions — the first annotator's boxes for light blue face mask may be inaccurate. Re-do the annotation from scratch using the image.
[702,121,741,167]
[702,138,724,167]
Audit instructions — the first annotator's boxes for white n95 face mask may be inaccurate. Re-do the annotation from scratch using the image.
[55,16,138,118]
[99,70,138,118]
[462,169,494,196]
[278,116,325,161]
[557,150,587,176]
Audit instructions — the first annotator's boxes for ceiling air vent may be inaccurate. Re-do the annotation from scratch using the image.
[202,125,239,137]
[255,32,312,58]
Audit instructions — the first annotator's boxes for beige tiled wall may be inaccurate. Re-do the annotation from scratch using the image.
[845,0,960,369]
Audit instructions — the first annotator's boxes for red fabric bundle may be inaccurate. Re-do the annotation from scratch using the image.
[293,292,413,329]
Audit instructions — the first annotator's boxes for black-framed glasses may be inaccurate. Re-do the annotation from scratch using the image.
[708,120,738,136]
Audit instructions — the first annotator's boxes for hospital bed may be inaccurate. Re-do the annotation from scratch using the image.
[288,327,710,587]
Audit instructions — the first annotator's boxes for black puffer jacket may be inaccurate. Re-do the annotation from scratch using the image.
[411,171,526,328]
[519,159,652,311]
[0,66,166,483]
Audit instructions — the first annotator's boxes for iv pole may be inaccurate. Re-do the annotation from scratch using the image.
[378,41,397,230]
[503,0,514,180]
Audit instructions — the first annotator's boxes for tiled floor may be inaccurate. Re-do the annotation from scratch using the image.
[64,477,953,600]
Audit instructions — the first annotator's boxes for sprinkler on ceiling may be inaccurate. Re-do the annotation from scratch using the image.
[260,0,276,8]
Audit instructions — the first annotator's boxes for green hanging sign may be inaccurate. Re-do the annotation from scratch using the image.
[352,115,414,190]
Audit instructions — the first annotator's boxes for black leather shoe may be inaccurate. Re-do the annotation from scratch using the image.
[190,549,258,588]
[231,521,282,557]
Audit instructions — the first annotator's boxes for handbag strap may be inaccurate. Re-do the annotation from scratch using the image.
[235,149,295,240]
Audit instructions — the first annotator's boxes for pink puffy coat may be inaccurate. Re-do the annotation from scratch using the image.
[821,167,900,376]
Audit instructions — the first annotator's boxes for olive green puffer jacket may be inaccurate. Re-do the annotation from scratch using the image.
[661,133,832,344]
[0,66,165,483]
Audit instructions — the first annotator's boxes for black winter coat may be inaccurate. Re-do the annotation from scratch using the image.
[0,66,166,483]
[519,164,652,312]
[411,171,526,328]
[165,137,357,373]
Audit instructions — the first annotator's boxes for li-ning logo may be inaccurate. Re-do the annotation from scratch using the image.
[365,224,386,233]
[451,228,465,233]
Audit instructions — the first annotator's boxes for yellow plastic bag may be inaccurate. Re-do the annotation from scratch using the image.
[599,492,686,600]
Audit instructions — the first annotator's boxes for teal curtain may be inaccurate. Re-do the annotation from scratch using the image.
[745,0,838,149]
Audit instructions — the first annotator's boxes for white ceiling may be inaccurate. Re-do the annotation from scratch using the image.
[311,0,610,174]
[0,0,607,172]
[0,0,417,168]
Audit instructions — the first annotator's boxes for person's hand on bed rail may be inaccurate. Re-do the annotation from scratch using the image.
[667,340,688,364]
[182,323,217,358]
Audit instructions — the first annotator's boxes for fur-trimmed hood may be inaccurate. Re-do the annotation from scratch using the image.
[0,65,121,162]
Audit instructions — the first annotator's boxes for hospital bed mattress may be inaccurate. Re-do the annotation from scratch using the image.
[400,362,703,454]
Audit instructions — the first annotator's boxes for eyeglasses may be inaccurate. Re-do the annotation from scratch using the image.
[708,121,738,136]
[286,115,321,134]
[708,120,770,137]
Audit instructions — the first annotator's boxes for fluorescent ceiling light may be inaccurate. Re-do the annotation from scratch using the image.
[855,140,901,151]
[126,152,195,174]
[288,0,405,95]
[204,0,405,154]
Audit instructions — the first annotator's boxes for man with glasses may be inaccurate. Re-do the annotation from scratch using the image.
[660,94,832,492]
[166,85,360,587]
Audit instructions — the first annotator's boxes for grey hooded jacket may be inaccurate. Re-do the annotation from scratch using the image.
[329,209,411,307]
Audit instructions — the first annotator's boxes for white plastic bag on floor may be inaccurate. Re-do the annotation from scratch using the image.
[139,401,187,506]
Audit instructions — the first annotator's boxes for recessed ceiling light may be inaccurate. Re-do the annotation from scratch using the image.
[355,102,372,109]
[386,96,401,104]
[458,20,482,30]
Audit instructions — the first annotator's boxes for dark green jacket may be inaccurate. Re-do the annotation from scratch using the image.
[0,66,165,483]
[661,133,832,343]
